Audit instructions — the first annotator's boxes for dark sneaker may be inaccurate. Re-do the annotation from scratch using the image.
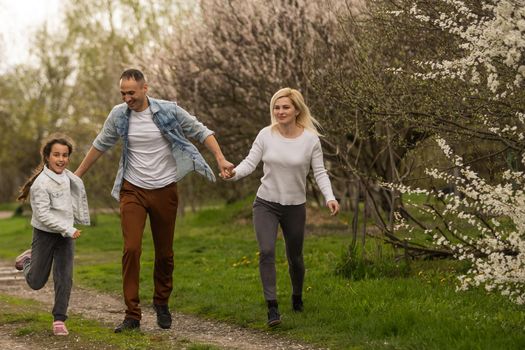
[154,304,172,329]
[114,318,140,333]
[267,306,281,327]
[292,295,304,312]
[15,249,31,271]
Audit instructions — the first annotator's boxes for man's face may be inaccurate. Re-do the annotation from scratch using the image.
[120,78,148,112]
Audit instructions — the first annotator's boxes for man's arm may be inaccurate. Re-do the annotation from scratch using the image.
[74,146,105,178]
[203,135,234,178]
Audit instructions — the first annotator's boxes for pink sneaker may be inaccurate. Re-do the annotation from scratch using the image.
[14,249,31,271]
[53,321,69,336]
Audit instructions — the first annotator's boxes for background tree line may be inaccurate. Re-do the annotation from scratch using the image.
[0,0,522,262]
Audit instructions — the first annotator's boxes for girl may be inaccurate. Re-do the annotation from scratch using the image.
[15,134,90,336]
[223,88,339,327]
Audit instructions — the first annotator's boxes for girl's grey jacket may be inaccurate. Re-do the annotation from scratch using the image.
[30,166,90,237]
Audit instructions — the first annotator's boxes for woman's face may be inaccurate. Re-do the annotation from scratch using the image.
[46,143,70,174]
[273,97,298,126]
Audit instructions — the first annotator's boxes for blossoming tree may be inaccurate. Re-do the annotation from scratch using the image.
[390,0,525,303]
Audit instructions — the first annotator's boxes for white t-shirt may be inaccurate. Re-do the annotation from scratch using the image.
[124,108,177,189]
[231,126,336,205]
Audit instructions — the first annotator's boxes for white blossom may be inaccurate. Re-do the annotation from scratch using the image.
[401,0,525,97]
[390,136,525,304]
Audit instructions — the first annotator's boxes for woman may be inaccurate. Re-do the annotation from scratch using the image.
[223,88,339,327]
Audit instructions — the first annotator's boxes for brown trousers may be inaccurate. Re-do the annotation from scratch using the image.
[119,180,178,320]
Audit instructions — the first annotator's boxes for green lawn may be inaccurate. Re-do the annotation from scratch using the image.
[0,202,18,211]
[1,197,524,350]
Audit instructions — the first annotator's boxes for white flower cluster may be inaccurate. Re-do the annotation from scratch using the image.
[385,0,525,303]
[407,0,525,98]
[482,113,525,144]
[391,137,525,304]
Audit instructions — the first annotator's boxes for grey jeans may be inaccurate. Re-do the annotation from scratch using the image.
[253,197,306,301]
[23,227,75,321]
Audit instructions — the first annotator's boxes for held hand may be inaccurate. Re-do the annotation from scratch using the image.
[217,158,235,179]
[327,200,340,216]
[220,168,236,180]
[72,230,81,239]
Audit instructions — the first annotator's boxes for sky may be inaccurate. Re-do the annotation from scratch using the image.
[0,0,61,70]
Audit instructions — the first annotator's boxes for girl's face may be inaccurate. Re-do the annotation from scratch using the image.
[46,143,70,174]
[273,97,299,127]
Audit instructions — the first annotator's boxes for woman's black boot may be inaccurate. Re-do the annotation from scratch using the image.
[292,294,303,312]
[267,300,281,327]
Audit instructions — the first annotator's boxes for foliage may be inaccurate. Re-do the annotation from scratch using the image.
[392,136,525,304]
[147,0,351,204]
[386,0,525,304]
[335,243,411,280]
[0,0,183,205]
[314,0,523,209]
[1,0,524,307]
[405,0,525,98]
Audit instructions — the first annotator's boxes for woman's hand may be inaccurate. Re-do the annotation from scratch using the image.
[219,168,236,180]
[327,200,340,216]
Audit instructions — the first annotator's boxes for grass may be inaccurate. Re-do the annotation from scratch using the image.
[0,202,17,211]
[1,196,524,349]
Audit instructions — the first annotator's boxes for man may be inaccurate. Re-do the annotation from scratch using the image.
[75,69,233,333]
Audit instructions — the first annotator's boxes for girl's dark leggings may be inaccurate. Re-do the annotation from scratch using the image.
[24,227,74,322]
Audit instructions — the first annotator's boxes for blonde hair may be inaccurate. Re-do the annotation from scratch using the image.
[269,88,321,136]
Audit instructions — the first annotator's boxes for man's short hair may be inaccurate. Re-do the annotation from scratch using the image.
[120,69,145,82]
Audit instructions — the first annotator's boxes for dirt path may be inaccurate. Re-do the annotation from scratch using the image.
[0,260,324,350]
[0,211,12,219]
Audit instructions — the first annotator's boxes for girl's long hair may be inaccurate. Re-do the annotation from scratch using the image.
[17,134,74,202]
[269,87,322,136]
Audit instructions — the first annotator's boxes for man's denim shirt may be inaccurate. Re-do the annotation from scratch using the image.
[93,97,216,201]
